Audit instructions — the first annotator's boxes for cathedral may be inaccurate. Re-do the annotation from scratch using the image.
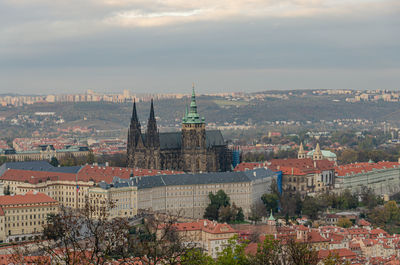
[127,88,232,173]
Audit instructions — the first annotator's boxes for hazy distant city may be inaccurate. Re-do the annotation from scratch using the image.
[1,0,399,263]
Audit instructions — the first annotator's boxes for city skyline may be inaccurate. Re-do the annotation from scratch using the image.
[0,0,399,94]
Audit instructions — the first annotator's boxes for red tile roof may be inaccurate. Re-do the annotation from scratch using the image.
[170,219,236,235]
[358,219,371,227]
[306,230,329,243]
[0,191,57,208]
[335,161,400,176]
[234,159,334,175]
[77,165,183,184]
[0,166,184,185]
[0,169,76,184]
[268,158,334,174]
[234,162,267,172]
[318,248,357,259]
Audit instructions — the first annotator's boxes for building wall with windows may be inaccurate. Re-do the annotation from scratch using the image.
[136,168,278,218]
[88,182,138,219]
[335,162,400,195]
[0,191,58,243]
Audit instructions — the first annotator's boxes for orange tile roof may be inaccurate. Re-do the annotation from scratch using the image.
[0,191,57,207]
[0,166,184,185]
[234,162,267,172]
[168,219,236,235]
[307,230,329,243]
[335,161,400,176]
[235,159,335,175]
[318,248,357,259]
[296,225,308,231]
[76,165,184,184]
[269,158,334,173]
[0,169,76,184]
[358,219,371,227]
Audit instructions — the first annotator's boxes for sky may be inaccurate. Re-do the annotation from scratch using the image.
[0,0,399,94]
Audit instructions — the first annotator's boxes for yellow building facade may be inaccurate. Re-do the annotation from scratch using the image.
[0,191,58,243]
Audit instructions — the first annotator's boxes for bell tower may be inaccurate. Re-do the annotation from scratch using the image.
[298,142,307,159]
[127,100,145,168]
[181,84,207,173]
[145,99,160,169]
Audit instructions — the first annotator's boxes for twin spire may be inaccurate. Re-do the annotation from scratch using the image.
[129,98,159,148]
[130,99,156,126]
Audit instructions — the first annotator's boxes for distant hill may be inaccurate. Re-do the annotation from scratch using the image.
[1,94,400,136]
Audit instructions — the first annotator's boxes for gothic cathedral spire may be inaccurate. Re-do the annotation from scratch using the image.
[146,99,160,147]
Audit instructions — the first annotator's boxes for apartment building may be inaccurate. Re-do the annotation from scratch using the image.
[0,191,58,243]
[88,178,138,219]
[161,220,237,258]
[0,162,180,219]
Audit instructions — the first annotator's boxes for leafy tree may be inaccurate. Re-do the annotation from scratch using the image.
[86,151,95,164]
[215,236,249,265]
[205,190,242,222]
[261,193,279,214]
[49,156,59,167]
[360,187,383,209]
[367,201,400,234]
[337,218,352,228]
[218,203,245,223]
[322,253,350,265]
[204,204,219,220]
[59,153,78,167]
[181,249,215,265]
[338,149,359,164]
[248,236,319,265]
[302,196,320,220]
[3,185,10,195]
[236,207,245,222]
[249,200,266,224]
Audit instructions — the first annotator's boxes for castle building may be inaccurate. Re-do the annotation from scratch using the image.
[127,87,232,173]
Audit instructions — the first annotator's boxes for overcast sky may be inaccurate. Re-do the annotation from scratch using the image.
[0,0,399,94]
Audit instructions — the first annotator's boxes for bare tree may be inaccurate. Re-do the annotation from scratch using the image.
[126,210,199,265]
[10,199,129,265]
[10,204,200,265]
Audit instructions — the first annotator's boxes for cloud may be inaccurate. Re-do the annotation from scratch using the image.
[0,0,399,93]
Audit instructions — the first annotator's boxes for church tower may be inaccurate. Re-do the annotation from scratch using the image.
[145,99,160,169]
[298,142,306,159]
[313,143,323,161]
[127,100,145,168]
[181,85,207,173]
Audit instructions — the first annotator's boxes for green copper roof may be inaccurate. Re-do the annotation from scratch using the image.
[307,150,337,158]
[268,210,275,221]
[182,86,205,124]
